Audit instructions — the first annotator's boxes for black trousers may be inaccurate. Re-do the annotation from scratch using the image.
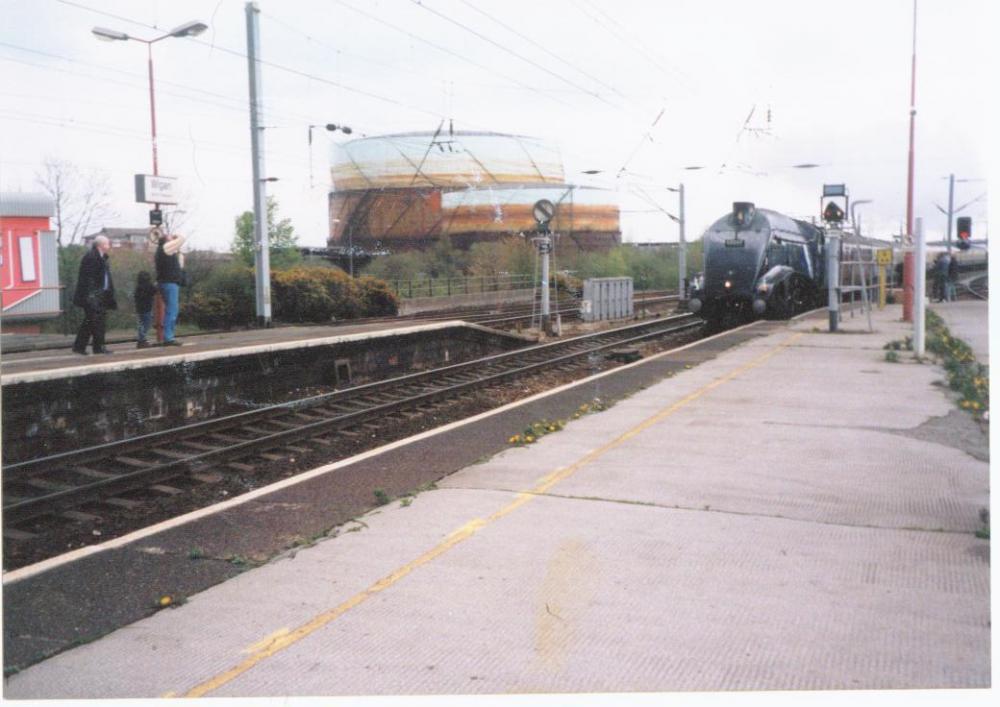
[73,302,107,352]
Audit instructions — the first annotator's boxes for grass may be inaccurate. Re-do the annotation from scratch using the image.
[373,488,390,505]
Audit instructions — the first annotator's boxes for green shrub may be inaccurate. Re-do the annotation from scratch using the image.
[271,274,336,323]
[182,264,255,329]
[354,275,399,316]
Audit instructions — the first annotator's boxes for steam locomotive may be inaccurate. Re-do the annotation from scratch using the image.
[687,201,893,325]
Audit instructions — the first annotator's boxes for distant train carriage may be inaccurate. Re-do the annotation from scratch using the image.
[1,192,61,330]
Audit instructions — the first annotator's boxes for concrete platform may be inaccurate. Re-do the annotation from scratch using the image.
[932,300,989,364]
[0,319,511,382]
[3,303,990,701]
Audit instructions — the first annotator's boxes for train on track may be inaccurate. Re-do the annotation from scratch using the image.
[687,202,886,324]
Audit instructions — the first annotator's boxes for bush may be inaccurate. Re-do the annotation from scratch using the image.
[271,271,337,323]
[270,266,398,321]
[355,275,399,316]
[181,263,255,329]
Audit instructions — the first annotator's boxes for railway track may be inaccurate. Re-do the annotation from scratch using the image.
[964,275,988,301]
[3,313,702,539]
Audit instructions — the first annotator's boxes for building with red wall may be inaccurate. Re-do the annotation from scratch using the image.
[1,192,61,330]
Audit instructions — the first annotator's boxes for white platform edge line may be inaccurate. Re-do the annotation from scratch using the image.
[2,316,767,584]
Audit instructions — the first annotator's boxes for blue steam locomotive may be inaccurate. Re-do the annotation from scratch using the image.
[688,202,829,323]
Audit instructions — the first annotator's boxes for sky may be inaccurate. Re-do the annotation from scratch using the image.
[0,0,994,253]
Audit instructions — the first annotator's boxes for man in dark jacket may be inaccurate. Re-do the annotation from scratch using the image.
[72,235,116,355]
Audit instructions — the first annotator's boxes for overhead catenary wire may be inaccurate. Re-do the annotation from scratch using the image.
[409,0,650,122]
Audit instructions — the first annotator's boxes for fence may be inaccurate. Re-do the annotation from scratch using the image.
[391,274,534,299]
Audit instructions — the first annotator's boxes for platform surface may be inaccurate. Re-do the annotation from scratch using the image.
[0,319,504,382]
[3,302,991,702]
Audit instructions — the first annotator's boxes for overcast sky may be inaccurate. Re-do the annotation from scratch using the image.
[0,0,993,252]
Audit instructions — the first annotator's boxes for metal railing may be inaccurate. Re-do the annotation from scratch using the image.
[391,274,535,299]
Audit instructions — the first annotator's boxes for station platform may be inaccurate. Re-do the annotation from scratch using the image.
[0,319,482,382]
[3,302,990,701]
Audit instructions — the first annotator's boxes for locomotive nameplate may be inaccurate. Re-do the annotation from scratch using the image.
[724,238,746,248]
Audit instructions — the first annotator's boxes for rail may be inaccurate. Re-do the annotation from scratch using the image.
[3,314,702,524]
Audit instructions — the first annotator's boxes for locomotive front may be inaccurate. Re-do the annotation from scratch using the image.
[688,202,769,320]
[688,202,823,322]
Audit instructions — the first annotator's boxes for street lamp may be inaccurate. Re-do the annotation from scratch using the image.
[850,199,872,235]
[94,20,206,343]
[92,21,208,177]
[307,123,353,188]
[308,123,354,273]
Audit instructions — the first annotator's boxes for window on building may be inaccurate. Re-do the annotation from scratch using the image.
[18,235,36,282]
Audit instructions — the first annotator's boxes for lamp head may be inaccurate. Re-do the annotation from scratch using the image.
[92,26,129,41]
[168,21,208,38]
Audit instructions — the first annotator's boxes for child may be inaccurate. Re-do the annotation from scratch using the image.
[134,271,157,348]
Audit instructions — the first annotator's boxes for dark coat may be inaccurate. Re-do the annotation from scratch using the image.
[155,238,183,285]
[72,246,117,310]
[134,279,157,314]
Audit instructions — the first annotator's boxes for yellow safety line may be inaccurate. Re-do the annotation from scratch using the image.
[180,332,802,698]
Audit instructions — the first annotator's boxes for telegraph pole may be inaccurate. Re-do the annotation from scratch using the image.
[678,182,686,298]
[246,1,271,326]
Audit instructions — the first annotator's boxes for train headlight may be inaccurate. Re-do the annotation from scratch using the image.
[757,283,769,293]
[724,280,732,289]
[752,298,767,315]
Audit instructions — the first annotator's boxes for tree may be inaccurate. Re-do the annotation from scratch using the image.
[232,196,301,270]
[35,157,118,248]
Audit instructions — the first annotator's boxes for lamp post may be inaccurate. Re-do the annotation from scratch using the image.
[665,184,686,297]
[308,123,354,273]
[850,199,872,235]
[93,20,206,342]
[92,21,208,179]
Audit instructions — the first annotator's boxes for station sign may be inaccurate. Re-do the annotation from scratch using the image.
[135,174,179,204]
[822,184,847,197]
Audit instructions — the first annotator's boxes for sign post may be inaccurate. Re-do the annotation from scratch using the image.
[876,248,892,309]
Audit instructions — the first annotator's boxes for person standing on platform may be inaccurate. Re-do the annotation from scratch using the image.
[134,271,157,349]
[72,235,116,355]
[933,253,949,302]
[155,233,184,346]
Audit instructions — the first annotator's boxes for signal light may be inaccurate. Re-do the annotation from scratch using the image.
[823,201,845,223]
[956,216,972,250]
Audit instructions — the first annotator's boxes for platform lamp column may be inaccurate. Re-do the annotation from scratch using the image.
[913,217,926,356]
[92,20,207,342]
[678,183,686,297]
[902,0,918,323]
[826,229,841,332]
[246,1,272,326]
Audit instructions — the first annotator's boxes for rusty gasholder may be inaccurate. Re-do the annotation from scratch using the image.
[328,131,621,254]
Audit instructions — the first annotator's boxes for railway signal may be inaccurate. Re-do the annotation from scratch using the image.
[533,199,556,335]
[956,216,972,250]
[823,201,845,223]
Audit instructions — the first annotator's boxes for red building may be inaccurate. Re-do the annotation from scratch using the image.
[1,192,61,330]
